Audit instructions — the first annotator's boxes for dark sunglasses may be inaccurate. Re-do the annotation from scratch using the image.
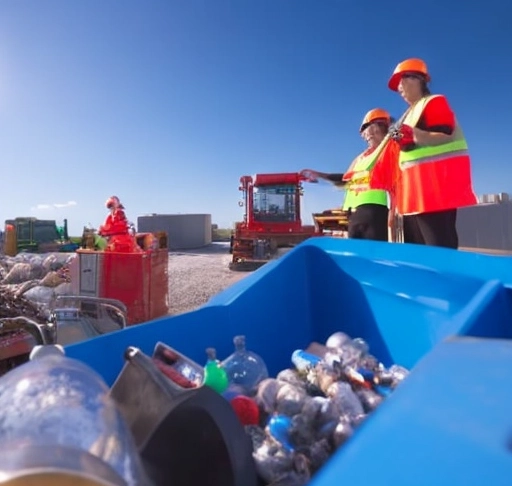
[402,73,424,81]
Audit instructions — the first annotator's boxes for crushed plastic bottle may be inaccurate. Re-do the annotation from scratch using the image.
[247,330,410,485]
[252,438,295,484]
[256,378,283,415]
[326,381,365,424]
[357,388,384,412]
[351,337,369,356]
[268,415,294,452]
[325,331,351,350]
[291,349,322,373]
[332,417,354,448]
[276,383,308,417]
[324,333,372,369]
[221,335,269,395]
[389,364,410,386]
[277,368,307,388]
[301,396,339,432]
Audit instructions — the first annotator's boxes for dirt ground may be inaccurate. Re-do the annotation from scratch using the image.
[168,242,250,315]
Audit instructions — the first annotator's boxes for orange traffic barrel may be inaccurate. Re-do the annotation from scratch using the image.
[4,224,17,257]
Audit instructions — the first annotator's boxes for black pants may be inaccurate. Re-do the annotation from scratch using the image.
[402,209,458,249]
[348,204,389,241]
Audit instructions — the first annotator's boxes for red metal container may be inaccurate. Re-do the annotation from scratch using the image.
[76,248,169,326]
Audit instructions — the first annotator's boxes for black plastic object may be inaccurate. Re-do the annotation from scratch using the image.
[109,346,258,486]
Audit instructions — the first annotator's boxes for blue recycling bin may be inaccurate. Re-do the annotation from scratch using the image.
[66,237,512,485]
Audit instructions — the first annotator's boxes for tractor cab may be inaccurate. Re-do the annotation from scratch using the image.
[244,173,304,232]
[230,173,318,270]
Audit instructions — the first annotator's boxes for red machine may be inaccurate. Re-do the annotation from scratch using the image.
[229,171,352,270]
[230,172,349,270]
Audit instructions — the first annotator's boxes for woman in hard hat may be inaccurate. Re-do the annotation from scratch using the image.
[98,195,142,252]
[307,108,392,241]
[98,195,130,238]
[373,58,477,248]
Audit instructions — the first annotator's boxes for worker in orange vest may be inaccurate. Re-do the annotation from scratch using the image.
[306,108,392,241]
[99,196,130,237]
[98,195,143,252]
[371,58,478,248]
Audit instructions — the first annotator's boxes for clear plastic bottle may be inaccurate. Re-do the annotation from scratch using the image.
[0,345,148,486]
[389,364,410,386]
[327,381,365,423]
[351,337,369,356]
[325,332,351,350]
[221,335,269,395]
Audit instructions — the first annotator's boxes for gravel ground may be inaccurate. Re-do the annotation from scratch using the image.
[168,242,249,316]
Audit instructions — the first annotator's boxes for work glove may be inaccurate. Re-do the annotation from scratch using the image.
[390,124,415,148]
[300,169,320,183]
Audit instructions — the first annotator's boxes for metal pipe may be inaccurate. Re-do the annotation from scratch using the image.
[0,317,51,346]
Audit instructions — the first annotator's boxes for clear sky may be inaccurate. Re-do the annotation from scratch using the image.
[1,0,511,235]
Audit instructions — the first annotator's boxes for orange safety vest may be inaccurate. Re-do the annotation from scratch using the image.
[342,135,391,190]
[396,95,477,215]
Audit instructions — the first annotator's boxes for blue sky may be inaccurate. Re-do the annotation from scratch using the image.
[1,0,511,235]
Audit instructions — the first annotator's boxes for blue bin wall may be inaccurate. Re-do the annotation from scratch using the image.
[304,237,512,284]
[205,242,512,369]
[65,238,512,485]
[66,249,315,384]
[68,239,512,383]
[301,246,504,369]
[459,284,512,340]
[310,337,512,486]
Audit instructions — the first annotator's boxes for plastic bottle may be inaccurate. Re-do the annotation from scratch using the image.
[325,331,351,350]
[203,347,229,394]
[389,364,409,385]
[267,415,294,452]
[291,349,322,373]
[221,335,269,395]
[351,337,370,356]
[327,381,365,422]
[0,345,147,486]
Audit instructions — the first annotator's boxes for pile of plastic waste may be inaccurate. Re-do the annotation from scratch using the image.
[248,334,408,485]
[0,252,75,319]
[0,288,46,322]
[154,332,409,486]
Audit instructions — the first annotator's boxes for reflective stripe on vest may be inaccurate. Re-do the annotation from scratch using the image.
[342,188,388,210]
[399,95,469,170]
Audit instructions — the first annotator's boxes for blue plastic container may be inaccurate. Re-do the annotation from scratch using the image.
[66,238,512,485]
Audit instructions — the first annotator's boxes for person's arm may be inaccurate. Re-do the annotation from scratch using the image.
[413,95,456,145]
[324,173,345,183]
[324,173,347,187]
[413,129,452,146]
[305,170,346,186]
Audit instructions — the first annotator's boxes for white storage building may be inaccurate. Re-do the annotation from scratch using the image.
[137,214,212,250]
